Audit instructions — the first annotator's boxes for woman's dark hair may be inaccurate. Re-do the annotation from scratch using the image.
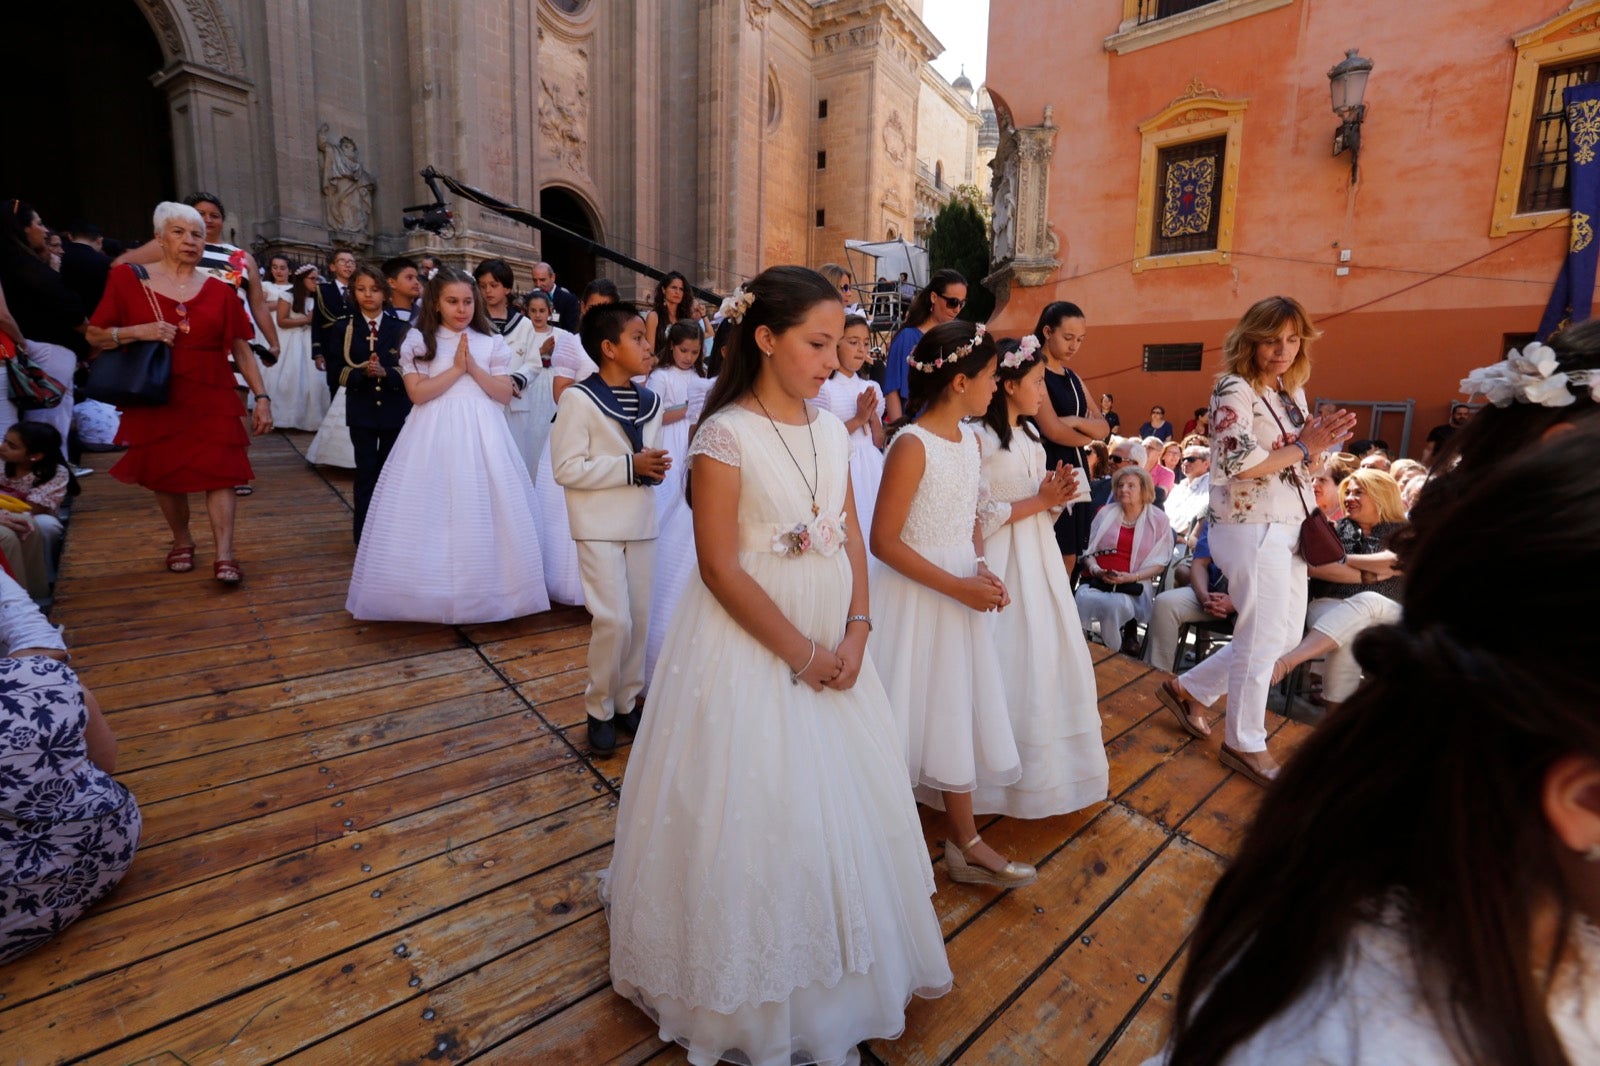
[1085,439,1109,479]
[901,267,966,331]
[705,316,738,378]
[267,253,291,275]
[182,191,225,219]
[694,265,843,445]
[1168,423,1600,1066]
[904,319,997,423]
[651,271,691,347]
[414,266,494,362]
[472,257,516,290]
[1407,322,1600,567]
[981,338,1044,450]
[660,319,706,376]
[1,198,39,256]
[1031,300,1087,345]
[4,421,64,487]
[525,288,553,313]
[581,277,620,303]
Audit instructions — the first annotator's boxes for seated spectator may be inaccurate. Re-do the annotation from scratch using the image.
[1100,393,1120,439]
[1299,470,1407,702]
[1084,439,1109,481]
[1163,443,1212,538]
[1159,440,1184,482]
[1145,520,1235,670]
[1388,457,1426,488]
[0,422,73,584]
[1400,474,1426,513]
[1420,402,1472,466]
[0,581,140,965]
[1139,405,1174,442]
[1087,438,1166,519]
[1359,450,1391,472]
[1077,463,1173,654]
[1145,436,1175,491]
[1348,438,1390,459]
[1180,406,1209,439]
[1311,452,1359,521]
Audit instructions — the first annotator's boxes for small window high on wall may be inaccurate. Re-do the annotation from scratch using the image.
[1151,136,1226,256]
[1143,342,1204,373]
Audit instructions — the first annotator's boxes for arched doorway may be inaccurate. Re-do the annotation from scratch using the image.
[4,1,175,243]
[538,187,601,294]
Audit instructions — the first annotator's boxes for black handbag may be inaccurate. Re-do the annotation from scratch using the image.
[84,265,172,408]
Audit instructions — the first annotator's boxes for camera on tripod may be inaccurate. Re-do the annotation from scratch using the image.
[402,201,455,239]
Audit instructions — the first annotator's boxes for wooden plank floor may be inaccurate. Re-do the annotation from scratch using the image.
[2,430,1311,1065]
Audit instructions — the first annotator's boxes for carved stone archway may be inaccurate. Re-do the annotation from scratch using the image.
[133,0,260,244]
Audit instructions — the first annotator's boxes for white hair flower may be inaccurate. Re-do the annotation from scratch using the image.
[1001,334,1040,370]
[910,322,989,373]
[1460,341,1594,409]
[717,287,755,324]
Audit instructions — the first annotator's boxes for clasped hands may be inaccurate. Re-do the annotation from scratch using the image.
[789,627,868,692]
[1035,460,1079,509]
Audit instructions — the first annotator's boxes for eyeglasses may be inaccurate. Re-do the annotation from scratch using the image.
[839,283,852,292]
[174,302,191,334]
[1180,455,1206,464]
[938,294,966,311]
[1108,456,1134,466]
[1276,389,1306,428]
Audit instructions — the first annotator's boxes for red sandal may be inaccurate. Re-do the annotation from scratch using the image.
[213,559,243,585]
[166,543,196,573]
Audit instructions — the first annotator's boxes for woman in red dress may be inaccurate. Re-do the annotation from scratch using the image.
[86,202,273,584]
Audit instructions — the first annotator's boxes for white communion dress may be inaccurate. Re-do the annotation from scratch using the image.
[266,293,331,431]
[971,423,1108,818]
[815,373,885,544]
[604,404,951,1066]
[532,335,593,605]
[868,422,1021,799]
[643,373,715,686]
[345,327,550,623]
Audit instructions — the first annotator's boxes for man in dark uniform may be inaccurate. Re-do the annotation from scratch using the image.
[327,263,413,544]
[529,260,582,333]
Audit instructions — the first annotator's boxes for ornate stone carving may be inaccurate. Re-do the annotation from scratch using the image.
[138,0,245,75]
[539,65,590,173]
[746,0,772,29]
[882,110,908,164]
[881,186,906,214]
[985,106,1060,300]
[317,124,376,245]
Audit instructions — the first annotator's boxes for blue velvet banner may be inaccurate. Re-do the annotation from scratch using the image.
[1538,83,1600,340]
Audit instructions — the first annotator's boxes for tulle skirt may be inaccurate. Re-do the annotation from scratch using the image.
[305,388,356,469]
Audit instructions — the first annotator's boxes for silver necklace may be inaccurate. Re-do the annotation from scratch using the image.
[752,394,819,516]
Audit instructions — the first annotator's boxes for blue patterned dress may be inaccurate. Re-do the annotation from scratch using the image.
[0,657,141,964]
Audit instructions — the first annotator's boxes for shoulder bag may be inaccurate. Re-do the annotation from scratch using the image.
[84,264,173,408]
[0,334,67,410]
[1263,393,1346,567]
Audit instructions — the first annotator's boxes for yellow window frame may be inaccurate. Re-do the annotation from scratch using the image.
[1133,83,1247,272]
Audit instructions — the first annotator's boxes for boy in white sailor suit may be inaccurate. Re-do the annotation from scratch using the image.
[550,302,671,754]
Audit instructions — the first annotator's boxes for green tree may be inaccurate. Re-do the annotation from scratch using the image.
[925,194,995,323]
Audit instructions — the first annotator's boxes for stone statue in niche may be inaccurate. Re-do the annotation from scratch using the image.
[317,124,376,243]
[539,75,588,172]
[989,141,1018,264]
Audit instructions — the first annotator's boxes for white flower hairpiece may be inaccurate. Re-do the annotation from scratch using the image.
[292,263,317,278]
[1001,334,1040,370]
[717,286,755,324]
[1460,341,1600,409]
[911,322,988,373]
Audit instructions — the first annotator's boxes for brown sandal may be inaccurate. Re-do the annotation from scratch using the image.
[1219,744,1280,788]
[165,543,195,573]
[1157,679,1211,739]
[214,559,243,585]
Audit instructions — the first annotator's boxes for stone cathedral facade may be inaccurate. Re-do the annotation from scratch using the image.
[15,0,981,296]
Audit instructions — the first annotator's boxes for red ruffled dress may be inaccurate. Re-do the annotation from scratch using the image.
[90,266,254,492]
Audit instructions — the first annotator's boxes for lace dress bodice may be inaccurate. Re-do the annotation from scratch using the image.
[891,423,981,550]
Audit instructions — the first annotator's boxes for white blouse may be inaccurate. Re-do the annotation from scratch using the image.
[1207,373,1317,527]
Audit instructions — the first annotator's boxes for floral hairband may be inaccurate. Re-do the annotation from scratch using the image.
[718,287,755,324]
[1000,334,1040,370]
[910,323,987,373]
[1460,341,1600,408]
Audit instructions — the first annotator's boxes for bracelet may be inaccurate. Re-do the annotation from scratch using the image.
[789,639,816,685]
[845,614,873,631]
[974,555,987,566]
[111,327,120,346]
[1291,440,1311,463]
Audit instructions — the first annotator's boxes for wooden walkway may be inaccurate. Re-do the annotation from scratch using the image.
[2,430,1310,1065]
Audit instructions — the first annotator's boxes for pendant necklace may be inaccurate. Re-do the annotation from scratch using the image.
[753,393,819,516]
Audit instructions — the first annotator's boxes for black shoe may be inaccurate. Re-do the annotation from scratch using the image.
[587,714,617,754]
[616,700,644,739]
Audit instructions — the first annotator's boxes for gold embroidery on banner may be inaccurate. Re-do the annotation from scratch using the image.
[1569,98,1600,164]
[1572,210,1593,252]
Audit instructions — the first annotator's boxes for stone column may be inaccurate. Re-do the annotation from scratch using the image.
[985,105,1061,311]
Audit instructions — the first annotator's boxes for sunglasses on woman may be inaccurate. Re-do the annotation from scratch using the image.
[938,294,966,311]
[1276,389,1305,428]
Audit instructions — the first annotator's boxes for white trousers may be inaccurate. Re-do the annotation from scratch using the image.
[1178,522,1306,752]
[1146,586,1211,672]
[4,341,76,462]
[576,538,656,722]
[1306,591,1401,702]
[1075,586,1142,647]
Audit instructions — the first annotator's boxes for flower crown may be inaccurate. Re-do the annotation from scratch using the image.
[1000,334,1040,371]
[910,323,987,373]
[717,286,755,324]
[1460,341,1600,409]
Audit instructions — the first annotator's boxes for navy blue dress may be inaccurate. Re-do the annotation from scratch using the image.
[1042,365,1094,557]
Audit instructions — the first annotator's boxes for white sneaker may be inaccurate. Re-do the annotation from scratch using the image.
[72,467,93,478]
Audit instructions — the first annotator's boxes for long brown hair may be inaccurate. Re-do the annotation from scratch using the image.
[900,267,966,331]
[1169,424,1600,1066]
[414,266,494,362]
[1219,295,1321,392]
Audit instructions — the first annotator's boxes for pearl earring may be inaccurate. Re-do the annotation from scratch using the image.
[1587,844,1600,863]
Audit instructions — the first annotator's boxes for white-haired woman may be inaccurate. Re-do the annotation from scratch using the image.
[86,202,273,585]
[1077,462,1173,654]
